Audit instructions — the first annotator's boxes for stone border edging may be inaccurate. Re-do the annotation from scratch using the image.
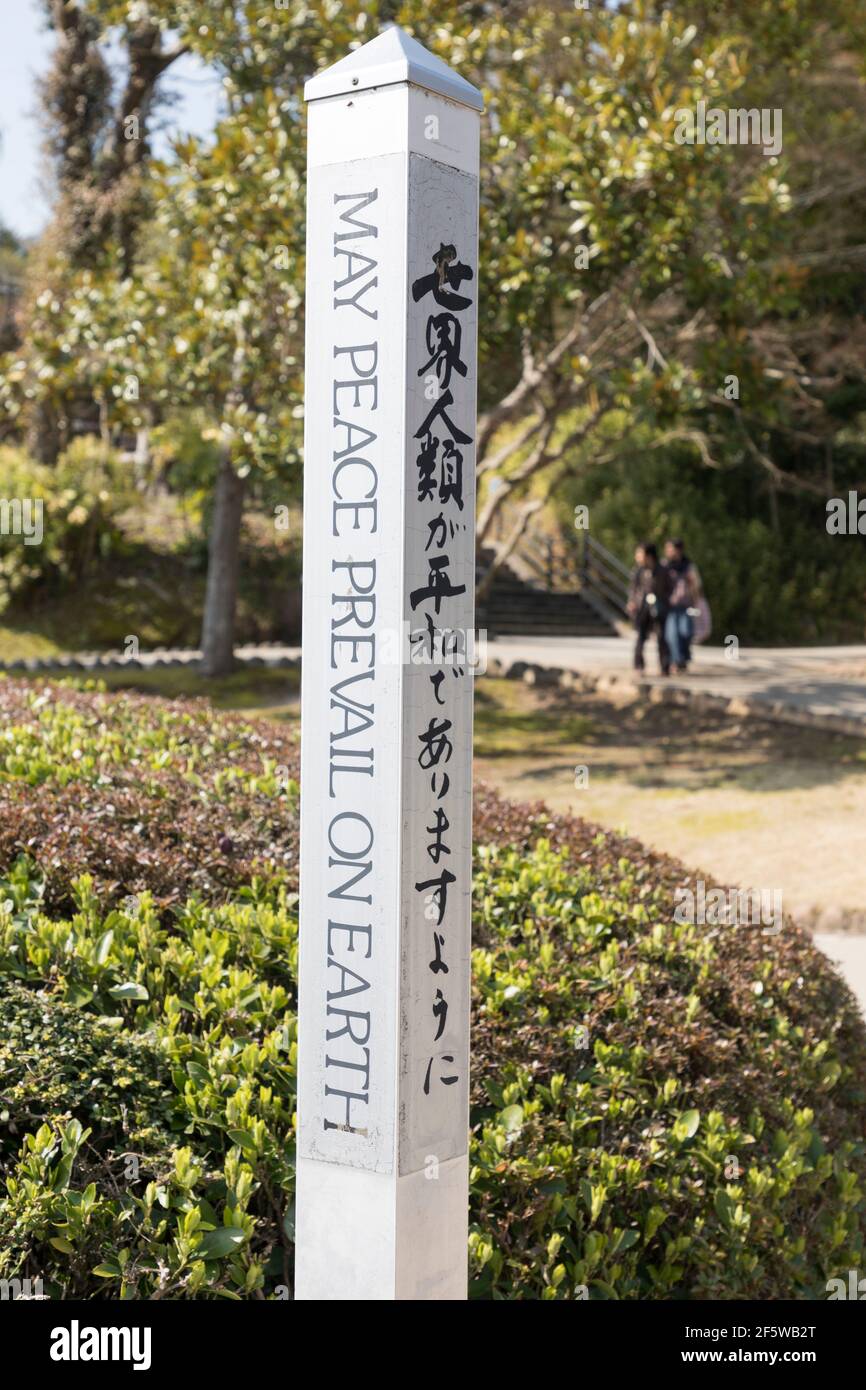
[3,648,864,741]
[0,648,301,675]
[488,657,866,740]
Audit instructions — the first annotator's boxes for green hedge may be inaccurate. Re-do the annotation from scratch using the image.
[0,683,864,1298]
[1,840,863,1299]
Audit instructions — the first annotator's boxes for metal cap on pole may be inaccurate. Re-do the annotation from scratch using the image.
[304,25,484,109]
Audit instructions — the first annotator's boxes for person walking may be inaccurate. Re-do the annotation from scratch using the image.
[663,538,701,673]
[627,541,671,675]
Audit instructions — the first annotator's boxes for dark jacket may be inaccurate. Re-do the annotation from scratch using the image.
[628,561,672,621]
[666,555,699,609]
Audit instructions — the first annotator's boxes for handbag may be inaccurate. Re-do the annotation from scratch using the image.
[691,595,712,643]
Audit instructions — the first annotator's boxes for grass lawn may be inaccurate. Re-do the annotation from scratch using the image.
[0,499,301,663]
[0,626,65,662]
[87,664,301,717]
[474,676,593,755]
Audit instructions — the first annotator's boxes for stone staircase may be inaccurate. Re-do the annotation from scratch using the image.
[476,552,619,637]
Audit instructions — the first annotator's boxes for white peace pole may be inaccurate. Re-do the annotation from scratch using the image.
[295,27,482,1300]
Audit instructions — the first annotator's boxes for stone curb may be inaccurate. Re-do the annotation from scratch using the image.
[4,649,864,741]
[0,649,302,675]
[485,656,866,741]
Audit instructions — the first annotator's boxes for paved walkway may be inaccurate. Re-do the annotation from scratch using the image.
[487,636,866,733]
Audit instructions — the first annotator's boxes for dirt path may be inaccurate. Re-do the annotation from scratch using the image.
[473,678,866,933]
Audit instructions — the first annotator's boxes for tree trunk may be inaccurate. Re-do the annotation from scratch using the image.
[767,480,780,536]
[26,399,62,465]
[200,447,245,676]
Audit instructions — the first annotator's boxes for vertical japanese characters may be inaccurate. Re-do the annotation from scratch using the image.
[409,241,475,1102]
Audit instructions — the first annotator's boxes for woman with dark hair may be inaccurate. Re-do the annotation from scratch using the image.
[627,541,672,674]
[663,538,702,673]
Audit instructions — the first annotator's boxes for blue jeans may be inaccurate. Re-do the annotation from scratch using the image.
[665,608,693,668]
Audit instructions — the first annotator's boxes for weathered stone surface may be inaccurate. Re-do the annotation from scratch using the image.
[523,664,563,687]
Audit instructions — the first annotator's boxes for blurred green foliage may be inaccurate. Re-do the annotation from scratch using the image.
[0,442,133,612]
[1,0,864,645]
[557,442,866,644]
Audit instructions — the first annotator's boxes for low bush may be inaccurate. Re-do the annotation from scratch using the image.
[0,679,864,1298]
[0,679,300,911]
